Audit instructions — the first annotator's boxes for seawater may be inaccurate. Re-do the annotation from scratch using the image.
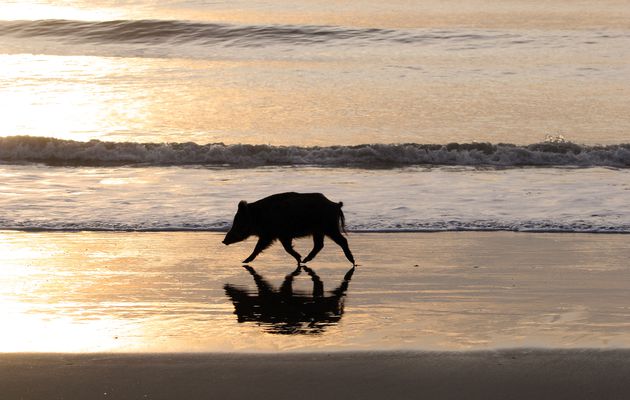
[1,0,630,233]
[1,165,628,233]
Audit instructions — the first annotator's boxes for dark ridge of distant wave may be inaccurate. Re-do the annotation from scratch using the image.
[0,18,514,47]
[1,136,629,168]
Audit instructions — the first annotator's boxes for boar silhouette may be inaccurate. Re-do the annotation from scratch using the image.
[223,192,355,265]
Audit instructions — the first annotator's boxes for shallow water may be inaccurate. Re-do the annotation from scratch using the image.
[1,165,629,233]
[1,231,629,352]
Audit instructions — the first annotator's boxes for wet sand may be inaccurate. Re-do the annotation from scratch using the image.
[1,231,630,398]
[2,350,630,400]
[1,231,629,352]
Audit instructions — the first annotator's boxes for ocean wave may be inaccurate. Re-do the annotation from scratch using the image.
[0,19,514,47]
[1,136,629,168]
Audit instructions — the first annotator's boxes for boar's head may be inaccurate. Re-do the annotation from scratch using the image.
[223,200,253,245]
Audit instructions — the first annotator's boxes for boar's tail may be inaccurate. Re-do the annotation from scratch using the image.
[337,202,347,234]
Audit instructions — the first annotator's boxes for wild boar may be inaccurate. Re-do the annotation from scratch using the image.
[222,192,355,265]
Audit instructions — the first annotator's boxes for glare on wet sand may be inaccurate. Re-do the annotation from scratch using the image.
[1,231,629,352]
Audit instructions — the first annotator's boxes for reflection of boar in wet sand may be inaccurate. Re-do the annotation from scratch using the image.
[224,265,355,334]
[222,192,355,265]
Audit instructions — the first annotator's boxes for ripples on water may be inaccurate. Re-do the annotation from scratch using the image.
[0,19,557,47]
[2,18,629,60]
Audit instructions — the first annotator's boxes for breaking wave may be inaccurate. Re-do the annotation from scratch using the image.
[1,136,629,168]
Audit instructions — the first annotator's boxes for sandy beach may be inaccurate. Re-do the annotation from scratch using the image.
[1,231,629,398]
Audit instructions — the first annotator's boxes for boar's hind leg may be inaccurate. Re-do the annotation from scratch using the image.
[279,237,302,265]
[243,237,273,264]
[328,231,356,265]
[302,233,324,264]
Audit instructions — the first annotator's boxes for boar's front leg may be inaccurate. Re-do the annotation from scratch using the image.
[302,233,324,264]
[243,237,273,264]
[279,237,302,266]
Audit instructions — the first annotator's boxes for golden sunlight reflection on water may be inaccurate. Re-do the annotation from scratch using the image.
[2,0,629,29]
[0,3,123,21]
[0,55,149,142]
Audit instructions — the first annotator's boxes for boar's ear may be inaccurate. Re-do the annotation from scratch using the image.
[238,200,248,211]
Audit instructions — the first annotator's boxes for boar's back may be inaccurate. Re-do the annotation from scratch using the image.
[250,192,341,237]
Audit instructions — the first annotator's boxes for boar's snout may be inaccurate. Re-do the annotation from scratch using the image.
[222,233,235,245]
[223,227,249,246]
[222,232,242,245]
[223,200,252,246]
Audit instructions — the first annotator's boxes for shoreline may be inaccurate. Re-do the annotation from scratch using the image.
[3,349,630,400]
